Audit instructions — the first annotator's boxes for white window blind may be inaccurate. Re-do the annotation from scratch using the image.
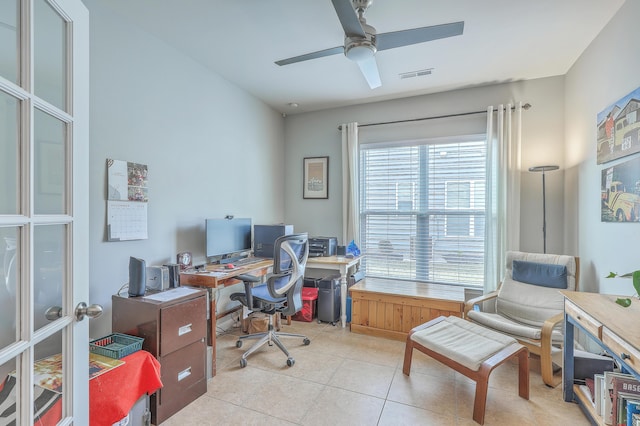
[360,137,486,287]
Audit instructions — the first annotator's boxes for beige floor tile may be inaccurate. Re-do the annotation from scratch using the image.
[241,373,325,423]
[327,358,397,398]
[387,369,458,418]
[161,321,594,426]
[300,386,385,426]
[160,394,296,426]
[378,400,456,425]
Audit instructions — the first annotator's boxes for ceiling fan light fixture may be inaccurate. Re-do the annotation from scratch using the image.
[345,41,376,61]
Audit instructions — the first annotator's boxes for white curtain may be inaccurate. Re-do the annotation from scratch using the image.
[341,122,360,246]
[484,103,522,294]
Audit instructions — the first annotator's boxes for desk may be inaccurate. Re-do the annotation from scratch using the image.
[561,291,640,424]
[179,259,272,376]
[306,255,363,328]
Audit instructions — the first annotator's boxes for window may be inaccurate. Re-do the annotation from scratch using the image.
[360,137,485,287]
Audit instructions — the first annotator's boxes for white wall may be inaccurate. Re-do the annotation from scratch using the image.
[565,0,640,295]
[284,76,567,256]
[84,1,285,338]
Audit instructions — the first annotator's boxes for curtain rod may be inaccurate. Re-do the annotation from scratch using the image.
[337,103,531,130]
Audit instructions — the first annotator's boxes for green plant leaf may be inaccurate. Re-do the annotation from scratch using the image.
[607,272,618,278]
[633,271,640,297]
[616,298,632,307]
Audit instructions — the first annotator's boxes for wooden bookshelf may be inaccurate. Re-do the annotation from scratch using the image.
[573,383,604,426]
[562,291,640,425]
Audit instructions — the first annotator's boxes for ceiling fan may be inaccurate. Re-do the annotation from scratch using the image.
[275,0,464,89]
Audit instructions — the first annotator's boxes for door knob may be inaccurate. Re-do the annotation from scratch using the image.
[75,302,103,321]
[45,306,63,321]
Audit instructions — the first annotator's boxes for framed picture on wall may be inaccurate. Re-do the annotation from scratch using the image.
[303,156,329,199]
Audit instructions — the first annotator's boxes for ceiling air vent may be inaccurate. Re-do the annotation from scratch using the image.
[399,68,433,80]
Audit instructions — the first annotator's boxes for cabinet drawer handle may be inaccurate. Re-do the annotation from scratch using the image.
[178,367,192,381]
[178,323,192,336]
[621,353,631,360]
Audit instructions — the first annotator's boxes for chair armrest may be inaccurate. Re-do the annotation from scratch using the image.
[236,274,261,283]
[540,312,564,341]
[235,274,261,308]
[464,291,498,317]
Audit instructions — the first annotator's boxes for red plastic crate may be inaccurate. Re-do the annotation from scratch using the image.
[292,287,318,322]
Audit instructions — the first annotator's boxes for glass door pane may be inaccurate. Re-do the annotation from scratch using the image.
[34,109,66,215]
[0,227,18,351]
[0,90,19,215]
[34,0,67,111]
[0,1,19,84]
[34,224,65,333]
[33,330,63,424]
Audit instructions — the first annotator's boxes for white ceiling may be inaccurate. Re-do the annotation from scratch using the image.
[99,0,625,114]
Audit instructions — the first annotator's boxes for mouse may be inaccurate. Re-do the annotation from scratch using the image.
[225,263,235,269]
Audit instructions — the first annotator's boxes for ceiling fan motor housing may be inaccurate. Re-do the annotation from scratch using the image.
[345,21,377,61]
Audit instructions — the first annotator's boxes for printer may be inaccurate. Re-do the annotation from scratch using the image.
[308,237,338,257]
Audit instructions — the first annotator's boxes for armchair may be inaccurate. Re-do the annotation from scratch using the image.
[230,233,310,368]
[464,251,579,387]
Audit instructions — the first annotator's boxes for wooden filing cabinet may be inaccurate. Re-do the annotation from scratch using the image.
[112,288,207,425]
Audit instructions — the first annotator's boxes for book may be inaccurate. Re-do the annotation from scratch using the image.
[612,375,640,426]
[628,399,640,426]
[596,374,605,417]
[615,392,639,425]
[579,384,595,408]
[605,372,634,425]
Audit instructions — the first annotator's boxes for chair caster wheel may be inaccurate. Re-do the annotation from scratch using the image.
[240,358,247,368]
[287,357,295,367]
[236,340,243,348]
[303,338,311,345]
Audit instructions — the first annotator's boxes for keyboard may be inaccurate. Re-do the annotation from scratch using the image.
[234,257,267,266]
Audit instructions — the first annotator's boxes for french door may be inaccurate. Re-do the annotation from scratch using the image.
[0,0,89,424]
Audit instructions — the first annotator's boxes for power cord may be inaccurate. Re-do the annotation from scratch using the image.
[116,282,129,296]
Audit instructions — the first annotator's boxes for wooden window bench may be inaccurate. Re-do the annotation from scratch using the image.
[349,278,466,341]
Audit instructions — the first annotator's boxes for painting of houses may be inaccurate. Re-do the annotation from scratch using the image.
[597,86,640,164]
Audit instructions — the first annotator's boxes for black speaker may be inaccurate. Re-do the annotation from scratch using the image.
[337,245,346,256]
[128,257,146,297]
[164,263,180,288]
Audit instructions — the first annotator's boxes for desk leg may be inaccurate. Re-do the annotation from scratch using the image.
[563,313,574,402]
[210,297,217,378]
[340,266,347,328]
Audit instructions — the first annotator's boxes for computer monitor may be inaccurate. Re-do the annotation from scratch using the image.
[205,218,252,260]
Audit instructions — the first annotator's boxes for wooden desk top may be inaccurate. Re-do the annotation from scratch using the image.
[307,255,363,267]
[351,277,465,303]
[179,259,272,288]
[561,290,640,351]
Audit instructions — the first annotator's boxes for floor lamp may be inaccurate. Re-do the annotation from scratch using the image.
[528,165,559,253]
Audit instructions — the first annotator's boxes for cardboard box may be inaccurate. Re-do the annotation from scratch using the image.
[242,312,281,333]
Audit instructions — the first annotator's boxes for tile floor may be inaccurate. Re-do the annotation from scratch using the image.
[161,320,590,426]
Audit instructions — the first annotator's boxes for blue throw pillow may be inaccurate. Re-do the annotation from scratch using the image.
[512,260,568,289]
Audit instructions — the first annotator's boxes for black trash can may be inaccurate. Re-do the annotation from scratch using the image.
[317,275,340,325]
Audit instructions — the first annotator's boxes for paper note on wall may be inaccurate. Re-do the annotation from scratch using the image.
[107,200,148,241]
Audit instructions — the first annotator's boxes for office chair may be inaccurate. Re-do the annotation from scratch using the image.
[230,233,310,368]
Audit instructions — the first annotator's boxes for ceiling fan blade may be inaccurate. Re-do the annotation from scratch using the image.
[376,21,464,51]
[356,56,381,89]
[331,0,366,38]
[275,46,344,66]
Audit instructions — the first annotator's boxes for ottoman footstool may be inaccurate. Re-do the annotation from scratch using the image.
[403,316,529,424]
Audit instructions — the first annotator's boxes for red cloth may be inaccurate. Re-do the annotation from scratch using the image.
[90,350,162,426]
